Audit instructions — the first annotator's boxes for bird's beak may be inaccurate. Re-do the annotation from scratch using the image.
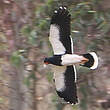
[43,62,49,68]
[80,57,89,64]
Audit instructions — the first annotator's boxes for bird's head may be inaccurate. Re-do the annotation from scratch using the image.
[43,57,51,68]
[44,57,51,65]
[44,56,62,66]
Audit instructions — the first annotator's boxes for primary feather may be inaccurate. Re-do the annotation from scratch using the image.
[49,6,72,54]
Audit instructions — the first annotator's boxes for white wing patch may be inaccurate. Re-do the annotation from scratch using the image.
[89,52,98,69]
[70,36,77,82]
[52,66,66,91]
[49,25,66,55]
[70,36,74,53]
[73,65,77,82]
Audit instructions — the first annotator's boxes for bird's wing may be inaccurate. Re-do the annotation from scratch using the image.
[53,65,78,104]
[49,6,72,55]
[50,6,78,104]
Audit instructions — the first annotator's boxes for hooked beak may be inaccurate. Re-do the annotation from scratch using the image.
[43,62,49,68]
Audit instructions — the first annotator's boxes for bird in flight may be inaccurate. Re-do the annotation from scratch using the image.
[44,6,98,105]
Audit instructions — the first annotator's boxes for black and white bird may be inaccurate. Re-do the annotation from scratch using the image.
[44,6,98,104]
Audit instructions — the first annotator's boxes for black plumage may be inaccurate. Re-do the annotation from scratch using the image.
[44,6,98,105]
[56,66,78,104]
[50,6,78,104]
[51,7,72,54]
[82,53,95,68]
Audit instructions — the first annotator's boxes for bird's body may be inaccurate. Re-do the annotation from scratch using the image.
[44,6,98,105]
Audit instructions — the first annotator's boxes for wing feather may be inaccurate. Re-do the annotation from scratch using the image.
[49,7,72,54]
[49,25,66,54]
[50,6,78,104]
[53,65,78,104]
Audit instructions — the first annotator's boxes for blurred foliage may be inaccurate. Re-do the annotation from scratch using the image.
[52,94,64,110]
[0,97,4,104]
[21,25,38,46]
[24,72,36,87]
[10,51,24,67]
[79,84,88,110]
[33,0,110,110]
[46,71,53,82]
[34,0,110,51]
[0,0,108,110]
[0,32,8,50]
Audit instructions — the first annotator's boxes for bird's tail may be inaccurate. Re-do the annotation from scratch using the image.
[81,52,98,69]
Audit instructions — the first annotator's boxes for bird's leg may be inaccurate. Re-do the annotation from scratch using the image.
[79,57,89,64]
